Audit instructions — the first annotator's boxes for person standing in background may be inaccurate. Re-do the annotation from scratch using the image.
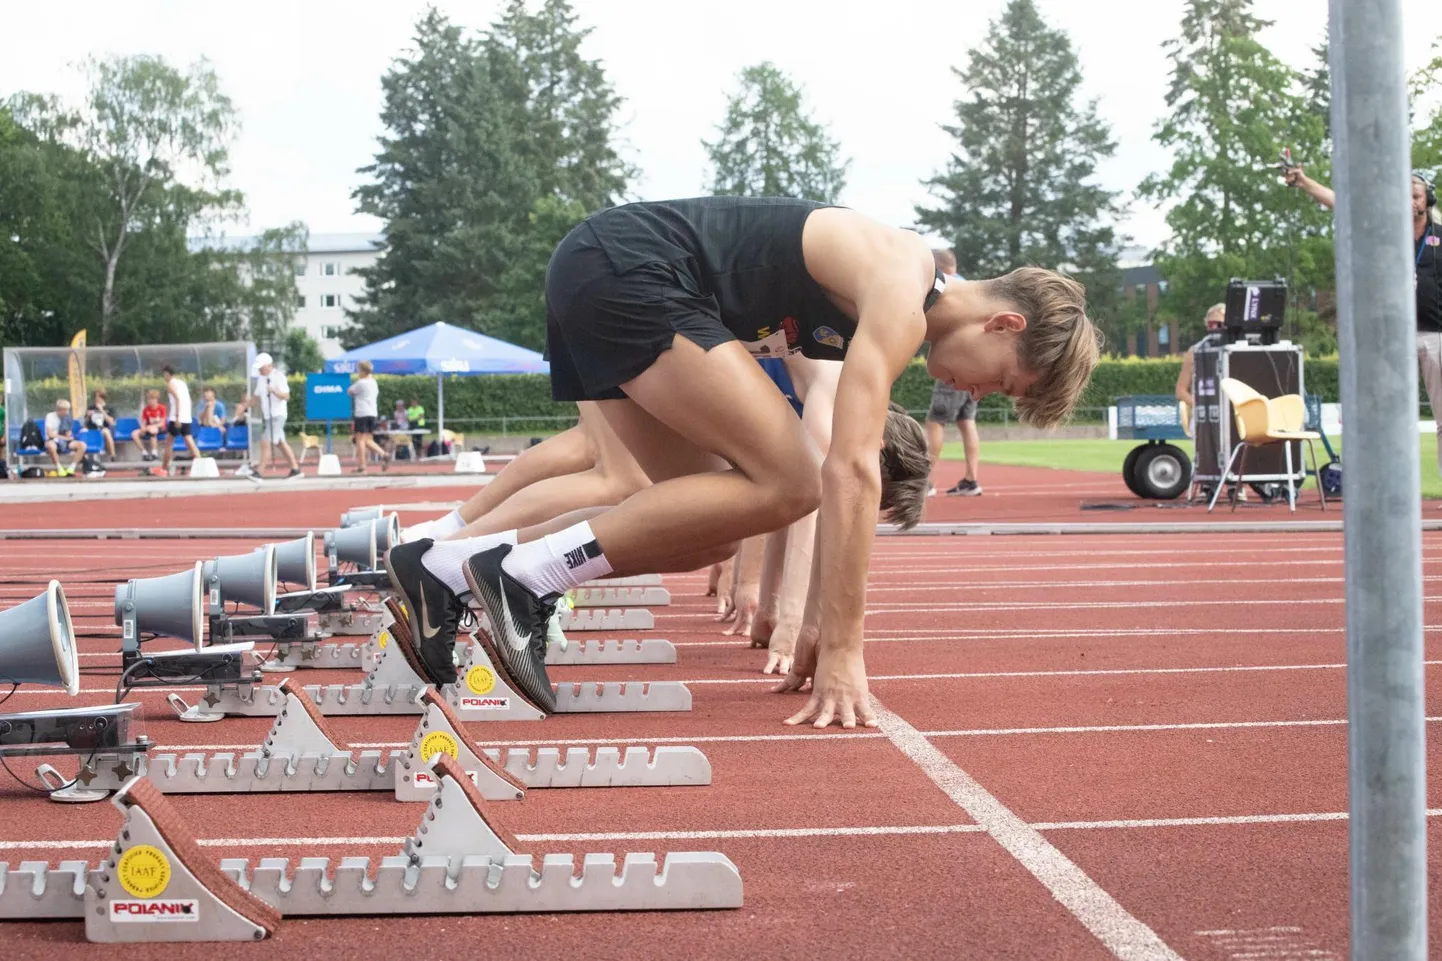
[160,366,201,476]
[246,352,303,479]
[923,248,984,496]
[348,359,388,473]
[1284,164,1442,477]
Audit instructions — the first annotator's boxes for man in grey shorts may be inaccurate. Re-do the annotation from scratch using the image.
[925,380,982,496]
[923,248,982,496]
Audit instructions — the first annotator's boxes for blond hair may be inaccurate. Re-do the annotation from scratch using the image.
[357,360,373,375]
[879,402,929,530]
[987,267,1102,428]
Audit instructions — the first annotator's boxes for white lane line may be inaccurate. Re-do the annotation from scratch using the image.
[873,701,1185,961]
[147,716,1442,753]
[10,809,1442,852]
[19,659,1442,697]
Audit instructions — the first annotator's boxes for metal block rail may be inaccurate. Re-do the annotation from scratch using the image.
[0,755,742,941]
[558,607,654,632]
[569,585,671,608]
[174,627,692,720]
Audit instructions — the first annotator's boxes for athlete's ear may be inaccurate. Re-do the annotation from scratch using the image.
[985,311,1027,334]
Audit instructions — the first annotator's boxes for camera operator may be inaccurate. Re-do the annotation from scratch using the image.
[1285,164,1442,475]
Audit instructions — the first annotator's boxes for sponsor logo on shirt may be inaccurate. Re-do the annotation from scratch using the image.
[813,325,845,350]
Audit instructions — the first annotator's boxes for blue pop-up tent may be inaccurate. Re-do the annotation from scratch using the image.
[325,322,549,438]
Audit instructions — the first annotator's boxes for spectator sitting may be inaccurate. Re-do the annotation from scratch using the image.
[83,389,117,459]
[131,389,167,461]
[197,388,227,429]
[393,399,410,431]
[44,399,88,477]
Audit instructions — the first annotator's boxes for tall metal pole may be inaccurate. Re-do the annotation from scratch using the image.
[1331,0,1428,957]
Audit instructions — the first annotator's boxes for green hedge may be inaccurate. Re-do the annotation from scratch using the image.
[12,358,1348,433]
[297,357,1347,430]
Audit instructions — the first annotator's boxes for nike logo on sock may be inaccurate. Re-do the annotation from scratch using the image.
[563,546,586,570]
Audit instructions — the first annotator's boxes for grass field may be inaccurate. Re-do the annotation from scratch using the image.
[942,434,1442,498]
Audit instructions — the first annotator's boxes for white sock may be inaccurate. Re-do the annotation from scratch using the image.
[501,521,613,598]
[402,509,466,544]
[421,530,518,595]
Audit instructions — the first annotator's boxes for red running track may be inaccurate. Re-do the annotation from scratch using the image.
[1,492,1440,959]
[0,460,1351,532]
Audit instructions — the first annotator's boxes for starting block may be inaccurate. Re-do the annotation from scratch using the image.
[63,682,707,801]
[178,611,692,719]
[0,754,742,940]
[559,607,654,632]
[569,585,670,608]
[395,689,710,799]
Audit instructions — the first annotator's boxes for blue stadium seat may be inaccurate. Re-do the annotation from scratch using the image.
[193,426,223,452]
[73,429,104,451]
[224,424,250,451]
[114,416,140,439]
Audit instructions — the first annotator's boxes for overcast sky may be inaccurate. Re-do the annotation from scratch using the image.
[3,0,1438,253]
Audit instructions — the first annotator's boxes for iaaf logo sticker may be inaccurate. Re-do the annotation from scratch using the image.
[460,696,509,710]
[110,899,200,922]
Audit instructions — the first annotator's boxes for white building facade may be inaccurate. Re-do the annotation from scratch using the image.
[293,233,385,358]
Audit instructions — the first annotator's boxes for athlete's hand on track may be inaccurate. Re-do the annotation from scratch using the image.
[760,617,803,675]
[721,584,759,636]
[705,561,727,598]
[777,641,876,730]
[750,605,777,651]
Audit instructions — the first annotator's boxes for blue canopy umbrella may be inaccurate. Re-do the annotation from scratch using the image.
[325,322,549,439]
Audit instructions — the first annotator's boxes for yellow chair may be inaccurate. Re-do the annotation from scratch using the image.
[1210,378,1327,513]
[297,431,323,464]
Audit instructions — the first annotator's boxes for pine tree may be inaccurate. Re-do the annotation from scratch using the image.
[345,10,537,350]
[1138,0,1328,342]
[345,5,632,351]
[914,0,1120,281]
[702,63,848,202]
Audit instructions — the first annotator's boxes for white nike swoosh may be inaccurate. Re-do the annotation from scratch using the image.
[420,589,443,639]
[496,580,532,652]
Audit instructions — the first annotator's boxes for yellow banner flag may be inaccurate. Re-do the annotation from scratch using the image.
[67,330,87,413]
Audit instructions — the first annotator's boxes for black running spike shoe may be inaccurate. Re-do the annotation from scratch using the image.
[384,538,463,686]
[462,544,558,714]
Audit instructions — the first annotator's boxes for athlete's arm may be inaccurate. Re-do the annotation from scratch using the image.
[759,356,839,674]
[1175,351,1194,406]
[777,211,932,728]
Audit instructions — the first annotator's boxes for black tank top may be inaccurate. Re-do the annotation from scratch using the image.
[583,197,945,361]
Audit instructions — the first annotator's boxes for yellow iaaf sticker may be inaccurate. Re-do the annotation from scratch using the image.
[117,845,171,899]
[377,629,389,649]
[465,665,496,695]
[419,730,459,763]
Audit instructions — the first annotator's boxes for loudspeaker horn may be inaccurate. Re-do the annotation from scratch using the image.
[0,580,79,696]
[114,562,205,651]
[376,513,400,555]
[203,545,278,615]
[264,533,316,592]
[340,506,384,529]
[326,520,378,571]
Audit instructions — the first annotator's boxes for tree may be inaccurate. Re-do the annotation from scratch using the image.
[1138,0,1329,344]
[702,63,848,202]
[914,0,1121,282]
[0,107,99,348]
[9,56,240,344]
[282,327,325,373]
[491,0,634,211]
[347,4,632,351]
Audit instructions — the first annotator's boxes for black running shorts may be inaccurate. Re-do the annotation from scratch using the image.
[544,221,736,402]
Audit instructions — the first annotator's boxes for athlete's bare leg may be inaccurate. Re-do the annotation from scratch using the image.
[541,338,820,575]
[449,403,650,539]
